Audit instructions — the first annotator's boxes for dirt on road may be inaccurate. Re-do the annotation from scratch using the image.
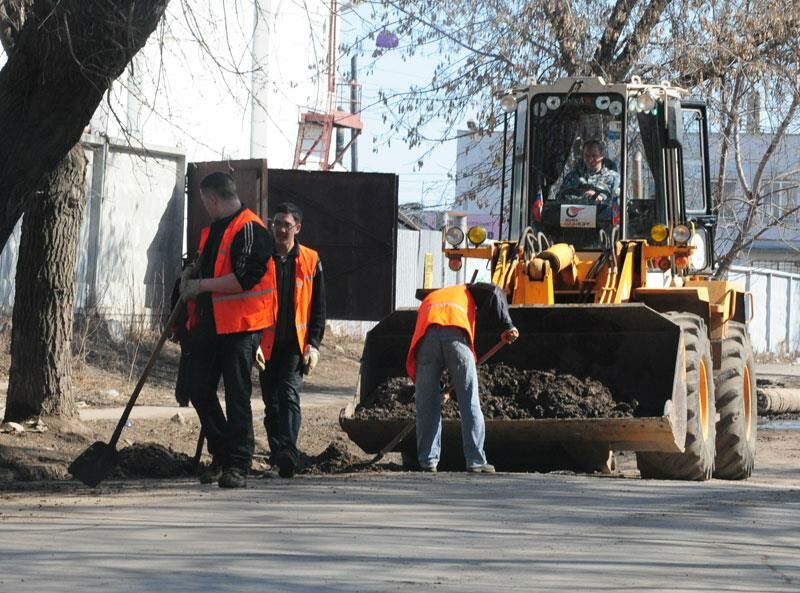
[0,325,365,484]
[1,324,799,487]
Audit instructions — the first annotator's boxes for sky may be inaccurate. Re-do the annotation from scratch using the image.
[0,2,462,209]
[338,4,461,208]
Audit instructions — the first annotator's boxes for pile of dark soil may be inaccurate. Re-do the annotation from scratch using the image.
[298,443,357,474]
[297,443,400,474]
[356,363,636,420]
[112,443,195,479]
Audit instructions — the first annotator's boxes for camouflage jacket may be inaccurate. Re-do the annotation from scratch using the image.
[561,164,620,200]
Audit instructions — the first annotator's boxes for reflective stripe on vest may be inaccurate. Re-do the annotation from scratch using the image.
[186,208,274,335]
[260,244,319,359]
[405,285,477,381]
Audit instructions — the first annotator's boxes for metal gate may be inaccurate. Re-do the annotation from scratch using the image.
[185,163,398,321]
[267,169,398,321]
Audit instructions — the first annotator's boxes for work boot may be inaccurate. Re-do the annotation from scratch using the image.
[275,449,297,479]
[419,465,438,473]
[198,458,223,484]
[218,467,247,488]
[466,463,496,474]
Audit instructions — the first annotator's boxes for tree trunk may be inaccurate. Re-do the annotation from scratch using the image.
[4,144,87,421]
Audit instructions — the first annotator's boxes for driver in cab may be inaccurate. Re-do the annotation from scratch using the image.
[560,139,620,202]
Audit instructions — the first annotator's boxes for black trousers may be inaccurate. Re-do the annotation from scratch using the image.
[259,340,303,462]
[186,330,261,471]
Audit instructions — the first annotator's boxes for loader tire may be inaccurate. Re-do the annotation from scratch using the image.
[636,312,716,481]
[713,322,757,479]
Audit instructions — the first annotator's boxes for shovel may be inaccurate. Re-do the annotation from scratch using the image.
[366,338,509,466]
[69,299,186,487]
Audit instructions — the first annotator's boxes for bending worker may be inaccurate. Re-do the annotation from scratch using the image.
[180,172,274,489]
[406,283,519,473]
[260,202,326,478]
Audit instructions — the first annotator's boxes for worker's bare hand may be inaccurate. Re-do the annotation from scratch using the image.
[502,327,519,344]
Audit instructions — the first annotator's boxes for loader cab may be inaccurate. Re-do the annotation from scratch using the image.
[503,77,716,274]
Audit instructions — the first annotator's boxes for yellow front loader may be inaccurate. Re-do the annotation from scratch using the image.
[341,77,757,480]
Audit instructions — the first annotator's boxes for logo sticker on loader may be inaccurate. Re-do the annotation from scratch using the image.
[560,204,596,228]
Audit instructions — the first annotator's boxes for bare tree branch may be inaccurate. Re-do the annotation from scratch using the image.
[611,0,670,80]
[592,0,638,71]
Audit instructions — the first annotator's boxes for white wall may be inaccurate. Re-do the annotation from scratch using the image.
[92,145,185,316]
[0,136,185,318]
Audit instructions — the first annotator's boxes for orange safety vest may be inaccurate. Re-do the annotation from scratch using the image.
[186,208,274,335]
[405,285,477,381]
[260,244,319,360]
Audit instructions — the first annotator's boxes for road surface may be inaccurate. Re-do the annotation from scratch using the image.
[0,468,798,592]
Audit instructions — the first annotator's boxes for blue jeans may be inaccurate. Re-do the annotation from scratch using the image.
[414,326,488,469]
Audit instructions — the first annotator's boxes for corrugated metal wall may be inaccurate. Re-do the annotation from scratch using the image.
[332,228,454,336]
[394,229,464,309]
[267,169,399,321]
[729,266,800,356]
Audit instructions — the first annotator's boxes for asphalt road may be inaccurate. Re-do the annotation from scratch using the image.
[1,364,798,591]
[0,471,798,592]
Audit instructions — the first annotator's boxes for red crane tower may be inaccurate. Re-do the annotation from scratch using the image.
[293,0,363,170]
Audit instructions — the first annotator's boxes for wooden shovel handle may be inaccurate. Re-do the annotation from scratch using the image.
[477,338,507,366]
[108,298,186,448]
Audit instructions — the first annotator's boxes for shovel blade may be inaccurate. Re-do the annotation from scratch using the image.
[68,441,118,487]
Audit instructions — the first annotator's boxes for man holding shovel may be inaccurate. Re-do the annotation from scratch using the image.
[180,172,274,488]
[406,283,518,473]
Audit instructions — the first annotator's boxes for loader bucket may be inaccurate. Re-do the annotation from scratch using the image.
[340,303,688,472]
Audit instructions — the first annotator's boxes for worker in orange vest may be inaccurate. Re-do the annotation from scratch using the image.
[259,202,326,478]
[406,283,518,473]
[180,172,274,488]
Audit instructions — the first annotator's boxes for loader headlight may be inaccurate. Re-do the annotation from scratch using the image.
[467,225,487,246]
[636,91,657,113]
[500,93,517,113]
[650,224,668,243]
[445,226,465,247]
[672,224,692,245]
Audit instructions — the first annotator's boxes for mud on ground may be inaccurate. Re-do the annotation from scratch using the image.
[356,363,637,420]
[0,323,369,485]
